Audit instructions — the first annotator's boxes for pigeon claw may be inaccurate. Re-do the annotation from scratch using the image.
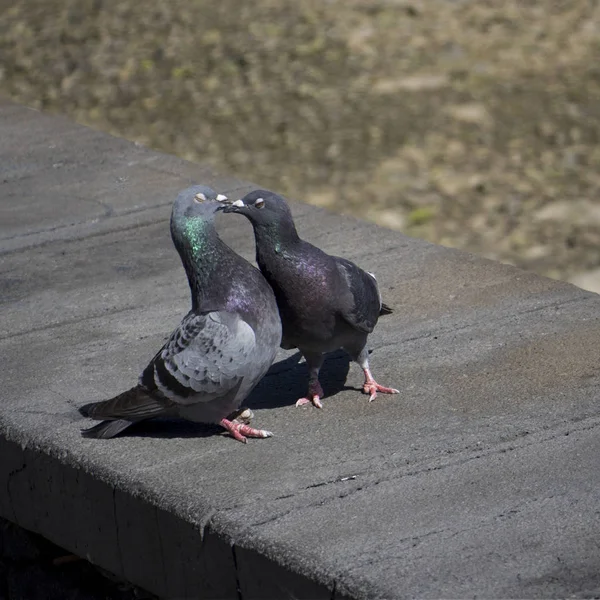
[220,418,273,443]
[296,395,323,409]
[296,380,324,408]
[363,382,400,402]
[361,367,399,402]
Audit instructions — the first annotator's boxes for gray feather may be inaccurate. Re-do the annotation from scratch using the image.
[152,310,258,403]
[79,385,175,421]
[81,419,133,439]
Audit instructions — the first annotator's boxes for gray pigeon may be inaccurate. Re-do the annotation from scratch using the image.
[222,189,398,408]
[79,185,282,442]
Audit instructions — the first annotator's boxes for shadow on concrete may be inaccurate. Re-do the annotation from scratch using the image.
[125,419,220,439]
[247,349,354,410]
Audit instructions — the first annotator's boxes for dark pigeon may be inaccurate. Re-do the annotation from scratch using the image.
[79,185,282,442]
[222,189,398,408]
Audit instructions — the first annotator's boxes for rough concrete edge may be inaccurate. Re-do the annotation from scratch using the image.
[0,424,352,599]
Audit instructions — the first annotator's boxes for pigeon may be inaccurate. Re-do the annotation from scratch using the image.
[79,185,282,442]
[222,189,398,408]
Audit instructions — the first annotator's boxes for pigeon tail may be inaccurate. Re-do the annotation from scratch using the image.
[79,385,170,421]
[380,303,393,316]
[78,402,95,418]
[81,419,133,439]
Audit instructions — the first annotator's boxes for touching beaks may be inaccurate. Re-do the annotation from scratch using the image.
[231,199,245,207]
[216,194,228,202]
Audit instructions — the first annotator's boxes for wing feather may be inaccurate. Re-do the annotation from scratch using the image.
[144,310,257,405]
[334,258,382,334]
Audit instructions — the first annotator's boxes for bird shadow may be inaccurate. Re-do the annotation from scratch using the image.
[124,419,220,439]
[245,349,355,410]
[95,350,356,440]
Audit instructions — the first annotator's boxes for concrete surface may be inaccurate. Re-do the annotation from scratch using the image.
[1,97,600,599]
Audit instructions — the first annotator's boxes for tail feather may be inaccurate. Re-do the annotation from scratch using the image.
[380,302,393,316]
[78,403,94,418]
[79,385,172,421]
[79,385,175,440]
[81,419,133,439]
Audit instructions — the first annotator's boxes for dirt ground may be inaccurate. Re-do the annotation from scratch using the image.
[2,0,600,288]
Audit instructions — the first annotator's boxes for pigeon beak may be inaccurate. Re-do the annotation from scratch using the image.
[215,195,235,212]
[221,199,246,213]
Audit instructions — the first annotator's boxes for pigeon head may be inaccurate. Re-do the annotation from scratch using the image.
[171,185,228,223]
[222,189,294,227]
[170,185,229,261]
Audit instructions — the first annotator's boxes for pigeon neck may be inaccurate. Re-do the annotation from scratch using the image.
[175,217,231,310]
[254,216,300,254]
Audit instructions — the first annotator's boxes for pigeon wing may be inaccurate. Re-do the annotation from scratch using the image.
[140,310,258,405]
[334,257,383,334]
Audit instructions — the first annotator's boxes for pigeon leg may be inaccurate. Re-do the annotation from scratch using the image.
[353,345,399,402]
[226,407,254,424]
[296,380,324,408]
[220,418,273,443]
[296,351,324,408]
[362,367,400,402]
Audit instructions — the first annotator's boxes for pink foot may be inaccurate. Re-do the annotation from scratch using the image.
[220,418,273,443]
[363,368,399,402]
[296,395,323,409]
[295,381,324,409]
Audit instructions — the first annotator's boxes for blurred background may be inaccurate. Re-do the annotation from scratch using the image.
[1,0,600,289]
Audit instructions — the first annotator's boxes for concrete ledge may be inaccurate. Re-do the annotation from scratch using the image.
[1,97,600,599]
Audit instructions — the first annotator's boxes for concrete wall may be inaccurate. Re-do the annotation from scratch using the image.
[0,517,154,599]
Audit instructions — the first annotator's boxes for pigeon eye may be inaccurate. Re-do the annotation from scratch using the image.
[255,198,265,209]
[194,192,206,203]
